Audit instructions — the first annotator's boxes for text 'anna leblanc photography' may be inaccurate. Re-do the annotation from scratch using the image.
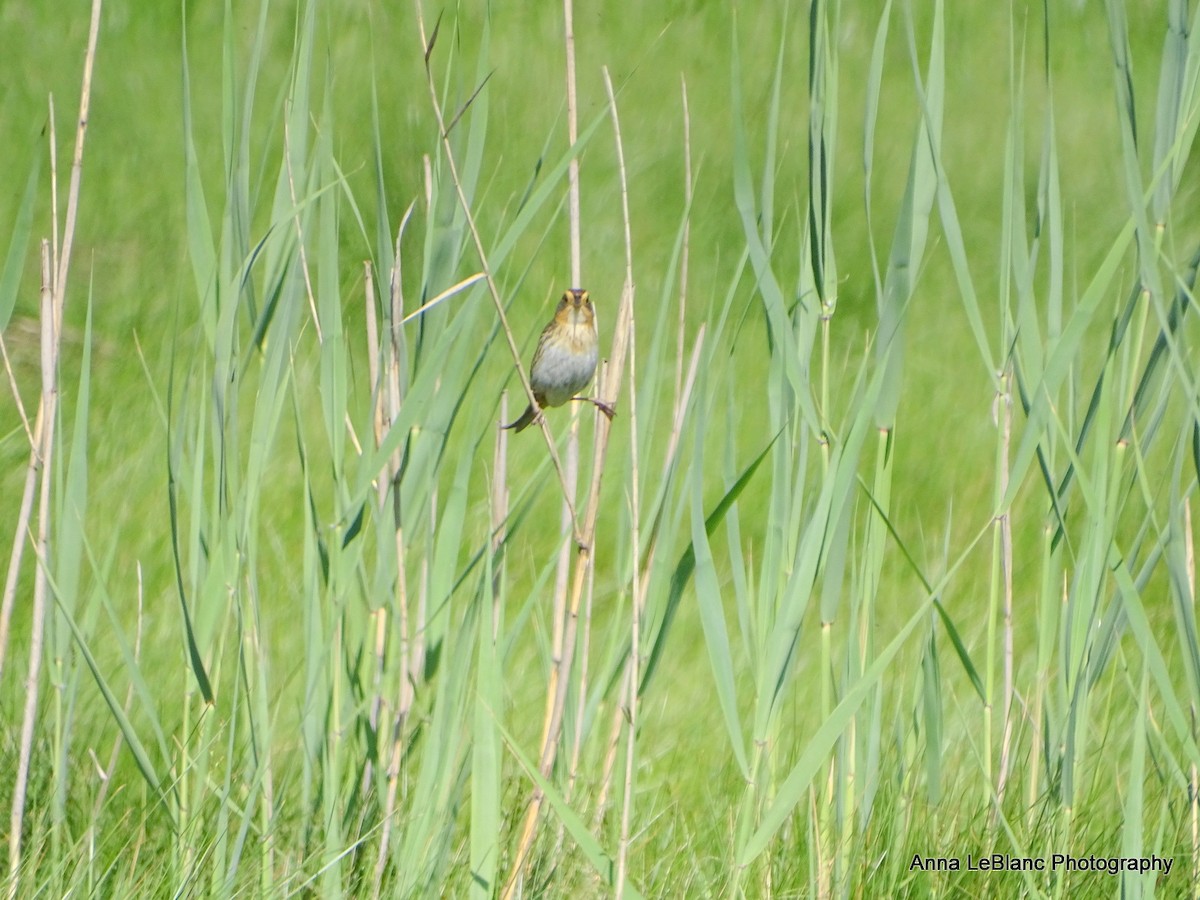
[909,853,1174,876]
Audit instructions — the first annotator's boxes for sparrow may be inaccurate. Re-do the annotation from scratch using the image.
[504,288,615,432]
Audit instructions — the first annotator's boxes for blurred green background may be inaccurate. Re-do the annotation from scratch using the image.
[3,0,1198,895]
[0,0,1175,564]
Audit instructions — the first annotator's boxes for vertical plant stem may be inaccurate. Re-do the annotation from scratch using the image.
[567,372,606,809]
[9,2,101,885]
[1185,495,1198,898]
[502,63,637,900]
[675,76,691,404]
[49,94,59,280]
[389,213,413,727]
[373,212,415,898]
[8,243,56,895]
[363,261,387,797]
[493,393,509,627]
[0,425,41,681]
[506,0,586,887]
[995,366,1015,803]
[606,63,639,899]
[593,673,626,825]
[552,0,584,810]
[564,0,582,288]
[52,1,102,312]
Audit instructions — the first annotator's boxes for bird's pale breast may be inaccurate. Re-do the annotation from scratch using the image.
[531,326,598,407]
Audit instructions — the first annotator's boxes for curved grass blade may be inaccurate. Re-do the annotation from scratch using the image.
[498,719,644,900]
[0,152,40,330]
[51,579,177,830]
[640,432,778,696]
[738,593,933,865]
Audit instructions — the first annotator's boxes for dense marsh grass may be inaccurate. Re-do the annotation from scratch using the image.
[5,0,1200,896]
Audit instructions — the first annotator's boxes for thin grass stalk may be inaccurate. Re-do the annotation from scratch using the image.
[643,82,697,613]
[593,669,626,826]
[816,623,832,898]
[372,214,414,898]
[834,425,892,889]
[566,375,605,810]
[550,0,584,830]
[248,581,276,893]
[324,617,345,899]
[0,420,40,681]
[52,2,101,311]
[983,202,1003,805]
[502,64,636,900]
[615,489,639,895]
[10,1,100,877]
[610,67,640,895]
[311,85,356,715]
[811,0,838,462]
[561,438,600,859]
[389,213,413,726]
[995,366,1015,804]
[49,93,59,285]
[493,393,509,628]
[362,260,387,797]
[505,313,622,892]
[366,262,381,430]
[675,76,691,404]
[507,0,585,881]
[591,327,707,826]
[563,0,581,286]
[1193,756,1199,884]
[594,326,703,829]
[638,330,704,616]
[1190,497,1200,897]
[415,5,582,542]
[808,1,853,885]
[816,0,844,883]
[550,445,579,849]
[549,425,578,738]
[25,116,65,883]
[0,329,34,446]
[7,242,55,895]
[0,146,45,679]
[586,69,692,843]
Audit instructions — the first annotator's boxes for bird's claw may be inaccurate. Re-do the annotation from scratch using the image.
[572,396,616,420]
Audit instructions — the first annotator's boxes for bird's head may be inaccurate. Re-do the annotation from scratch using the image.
[556,288,594,327]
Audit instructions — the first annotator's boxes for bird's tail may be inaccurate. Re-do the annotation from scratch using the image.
[502,403,537,432]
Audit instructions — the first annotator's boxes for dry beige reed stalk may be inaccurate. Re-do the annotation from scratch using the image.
[8,0,103,887]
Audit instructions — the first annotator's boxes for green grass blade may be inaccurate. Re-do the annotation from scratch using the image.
[640,433,777,696]
[738,594,933,865]
[51,580,177,830]
[498,720,645,900]
[0,151,40,330]
[688,376,748,777]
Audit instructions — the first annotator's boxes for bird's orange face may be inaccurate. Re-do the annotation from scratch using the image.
[555,289,595,329]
